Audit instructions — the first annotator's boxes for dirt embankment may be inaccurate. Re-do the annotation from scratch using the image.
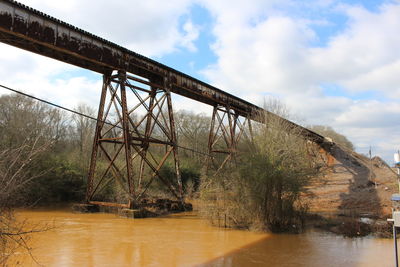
[306,143,397,219]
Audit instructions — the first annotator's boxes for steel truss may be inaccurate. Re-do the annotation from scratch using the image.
[86,70,183,208]
[207,104,253,173]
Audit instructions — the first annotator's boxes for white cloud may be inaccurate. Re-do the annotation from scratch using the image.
[181,21,200,52]
[18,0,198,57]
[199,0,400,162]
[172,95,213,114]
[202,15,317,96]
[310,3,400,86]
[334,100,400,128]
[342,60,400,97]
[0,43,102,109]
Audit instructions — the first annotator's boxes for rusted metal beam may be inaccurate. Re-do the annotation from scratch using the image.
[85,74,109,202]
[98,137,173,146]
[207,105,251,173]
[137,84,157,194]
[119,71,135,204]
[165,77,183,201]
[90,145,124,199]
[86,70,183,205]
[136,146,174,201]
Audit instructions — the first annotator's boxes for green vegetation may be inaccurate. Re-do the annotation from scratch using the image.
[200,102,319,232]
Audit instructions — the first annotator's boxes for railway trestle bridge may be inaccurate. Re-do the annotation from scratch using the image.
[0,0,329,209]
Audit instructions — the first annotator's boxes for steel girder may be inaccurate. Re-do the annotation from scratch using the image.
[85,71,183,208]
[207,104,253,174]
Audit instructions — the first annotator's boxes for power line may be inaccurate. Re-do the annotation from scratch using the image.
[0,83,99,123]
[0,83,212,157]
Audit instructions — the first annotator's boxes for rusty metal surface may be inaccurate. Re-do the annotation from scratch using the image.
[0,0,325,145]
[86,72,183,206]
[85,74,109,202]
[207,105,252,173]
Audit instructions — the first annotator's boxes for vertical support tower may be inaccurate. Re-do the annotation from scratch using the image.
[207,104,253,173]
[86,70,183,208]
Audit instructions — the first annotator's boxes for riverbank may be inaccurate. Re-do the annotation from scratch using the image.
[193,201,394,238]
[308,213,392,238]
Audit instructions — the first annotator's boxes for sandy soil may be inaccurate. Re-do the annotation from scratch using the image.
[305,144,398,219]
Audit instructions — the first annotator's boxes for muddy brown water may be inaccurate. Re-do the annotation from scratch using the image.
[12,210,394,266]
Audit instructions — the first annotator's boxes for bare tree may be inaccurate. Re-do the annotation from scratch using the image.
[175,111,209,163]
[0,94,66,150]
[0,137,51,266]
[0,94,64,265]
[72,103,95,153]
[71,103,96,170]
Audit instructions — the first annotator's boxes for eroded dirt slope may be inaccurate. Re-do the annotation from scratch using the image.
[306,144,397,218]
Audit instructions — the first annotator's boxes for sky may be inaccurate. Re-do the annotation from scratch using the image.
[0,0,399,163]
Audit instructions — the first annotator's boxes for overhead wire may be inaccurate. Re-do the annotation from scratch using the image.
[0,83,212,157]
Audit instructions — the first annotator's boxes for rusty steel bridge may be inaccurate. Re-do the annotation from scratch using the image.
[0,0,327,208]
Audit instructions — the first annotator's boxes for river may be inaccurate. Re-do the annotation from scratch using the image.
[11,209,394,267]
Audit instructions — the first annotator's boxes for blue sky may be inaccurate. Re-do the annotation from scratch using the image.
[159,4,217,77]
[0,0,400,163]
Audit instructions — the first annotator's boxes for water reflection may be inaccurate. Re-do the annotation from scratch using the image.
[15,210,393,267]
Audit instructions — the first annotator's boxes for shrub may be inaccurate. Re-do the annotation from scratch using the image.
[200,100,318,232]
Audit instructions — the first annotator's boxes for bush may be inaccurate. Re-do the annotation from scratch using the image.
[200,100,318,232]
[156,163,201,197]
[23,156,86,204]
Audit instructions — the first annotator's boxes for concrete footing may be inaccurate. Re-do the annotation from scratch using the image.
[71,199,193,218]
